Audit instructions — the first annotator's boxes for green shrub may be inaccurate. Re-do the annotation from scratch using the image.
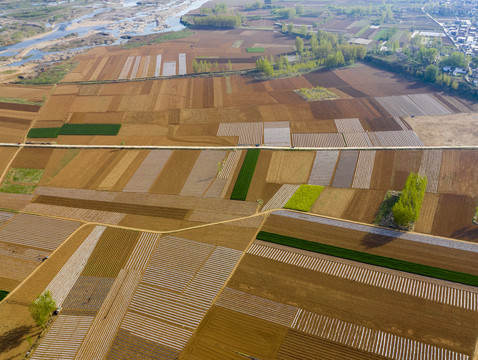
[374,191,399,225]
[246,47,265,53]
[257,231,478,287]
[59,124,121,136]
[0,290,8,302]
[230,149,260,201]
[29,290,56,329]
[27,127,61,138]
[392,172,427,227]
[284,185,324,212]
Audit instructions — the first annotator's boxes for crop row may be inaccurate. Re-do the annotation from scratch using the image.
[27,124,122,138]
[256,231,478,287]
[230,149,260,201]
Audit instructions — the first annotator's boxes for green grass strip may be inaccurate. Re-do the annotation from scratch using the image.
[284,184,324,212]
[230,149,260,201]
[246,47,265,53]
[0,290,8,302]
[27,127,61,138]
[59,124,121,136]
[256,231,478,287]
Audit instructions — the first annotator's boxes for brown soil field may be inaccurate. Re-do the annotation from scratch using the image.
[262,214,478,275]
[36,95,76,121]
[0,85,52,103]
[0,224,95,360]
[406,113,478,146]
[0,102,40,113]
[431,194,478,241]
[0,193,33,210]
[245,151,277,202]
[335,64,434,97]
[0,147,18,175]
[226,254,478,356]
[277,330,388,360]
[360,117,404,131]
[341,189,386,224]
[82,227,139,277]
[310,188,356,218]
[173,218,262,251]
[266,151,315,184]
[439,150,478,198]
[390,150,422,190]
[414,193,440,234]
[308,98,386,120]
[290,119,337,133]
[369,151,394,190]
[34,195,189,220]
[11,148,53,169]
[182,306,288,359]
[149,150,200,195]
[118,214,199,232]
[46,149,120,189]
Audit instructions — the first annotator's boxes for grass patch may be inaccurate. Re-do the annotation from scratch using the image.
[59,123,121,136]
[11,168,44,183]
[374,191,399,225]
[246,47,265,53]
[294,86,338,101]
[0,290,8,302]
[374,27,398,41]
[473,203,478,225]
[284,185,324,212]
[123,29,194,49]
[230,149,260,201]
[257,231,478,287]
[27,127,61,138]
[0,208,18,213]
[0,168,44,194]
[51,149,80,178]
[0,96,42,106]
[355,25,370,37]
[17,61,77,85]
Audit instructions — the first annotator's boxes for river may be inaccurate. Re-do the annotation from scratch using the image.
[1,0,210,67]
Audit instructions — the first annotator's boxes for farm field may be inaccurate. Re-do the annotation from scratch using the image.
[0,13,478,360]
[184,225,478,359]
[0,147,475,239]
[26,61,473,147]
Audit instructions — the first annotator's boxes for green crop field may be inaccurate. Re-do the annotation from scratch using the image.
[257,231,478,287]
[59,124,121,136]
[27,127,61,138]
[246,47,265,53]
[284,184,324,212]
[0,290,8,302]
[230,149,260,201]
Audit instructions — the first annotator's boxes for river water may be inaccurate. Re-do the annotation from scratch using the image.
[1,0,210,66]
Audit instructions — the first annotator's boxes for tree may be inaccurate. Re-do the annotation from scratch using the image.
[299,24,307,36]
[29,291,56,329]
[392,172,427,227]
[287,23,293,35]
[424,64,438,82]
[295,4,304,15]
[310,33,319,55]
[451,80,459,90]
[295,36,304,55]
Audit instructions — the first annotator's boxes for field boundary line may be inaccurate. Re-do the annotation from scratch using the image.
[16,207,478,253]
[2,143,478,151]
[0,223,90,305]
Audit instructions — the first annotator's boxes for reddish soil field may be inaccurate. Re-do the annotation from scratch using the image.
[341,189,387,224]
[335,64,434,97]
[390,150,422,190]
[308,98,384,120]
[262,214,478,275]
[369,151,394,190]
[439,150,478,198]
[431,194,478,241]
[360,117,404,131]
[11,148,53,169]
